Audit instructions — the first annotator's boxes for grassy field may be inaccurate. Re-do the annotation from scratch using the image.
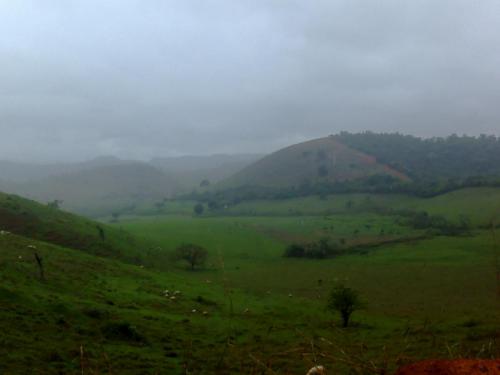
[1,188,499,374]
[221,187,500,226]
[119,215,499,319]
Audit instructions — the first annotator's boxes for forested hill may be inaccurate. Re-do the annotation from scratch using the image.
[336,132,500,181]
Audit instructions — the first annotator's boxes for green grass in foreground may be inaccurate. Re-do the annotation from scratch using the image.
[2,223,499,374]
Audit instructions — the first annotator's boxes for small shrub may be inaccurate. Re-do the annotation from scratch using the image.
[284,244,306,257]
[193,203,204,216]
[460,318,481,328]
[83,308,108,320]
[102,321,145,342]
[194,295,217,306]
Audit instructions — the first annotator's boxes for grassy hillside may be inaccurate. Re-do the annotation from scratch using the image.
[0,232,321,374]
[0,191,150,263]
[12,163,179,217]
[2,215,498,373]
[220,136,408,189]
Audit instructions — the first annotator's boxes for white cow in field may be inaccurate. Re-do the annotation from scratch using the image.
[306,365,325,375]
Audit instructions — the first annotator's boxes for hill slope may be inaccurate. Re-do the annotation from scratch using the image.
[0,191,148,262]
[221,136,408,189]
[12,163,179,217]
[336,132,500,180]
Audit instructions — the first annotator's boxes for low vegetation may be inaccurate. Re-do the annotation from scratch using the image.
[284,238,343,259]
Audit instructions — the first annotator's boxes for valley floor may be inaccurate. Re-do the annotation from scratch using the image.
[1,189,499,374]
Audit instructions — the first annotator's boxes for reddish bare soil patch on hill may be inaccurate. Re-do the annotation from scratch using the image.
[395,359,500,375]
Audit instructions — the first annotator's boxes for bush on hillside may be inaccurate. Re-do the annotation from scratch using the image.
[408,211,471,235]
[284,238,343,259]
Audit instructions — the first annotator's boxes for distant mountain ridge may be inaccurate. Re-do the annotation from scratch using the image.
[150,153,262,172]
[3,132,500,214]
[10,163,179,217]
[150,154,263,189]
[0,156,133,183]
[0,154,264,216]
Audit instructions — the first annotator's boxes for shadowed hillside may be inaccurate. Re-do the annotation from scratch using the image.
[0,191,149,262]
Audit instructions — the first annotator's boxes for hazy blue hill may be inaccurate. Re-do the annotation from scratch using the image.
[150,153,263,172]
[0,156,133,183]
[150,153,264,189]
[13,163,180,217]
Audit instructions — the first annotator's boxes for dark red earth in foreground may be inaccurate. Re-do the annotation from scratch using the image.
[395,359,500,375]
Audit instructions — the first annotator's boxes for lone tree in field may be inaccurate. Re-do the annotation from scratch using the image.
[327,284,362,327]
[174,243,208,270]
[193,203,204,216]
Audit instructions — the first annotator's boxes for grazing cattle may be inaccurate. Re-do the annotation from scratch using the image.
[395,359,500,375]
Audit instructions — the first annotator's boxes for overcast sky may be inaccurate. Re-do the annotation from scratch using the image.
[1,1,500,162]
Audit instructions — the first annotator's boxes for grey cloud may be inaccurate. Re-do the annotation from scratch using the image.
[0,0,499,162]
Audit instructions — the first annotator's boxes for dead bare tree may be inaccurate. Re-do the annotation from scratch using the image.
[34,252,45,281]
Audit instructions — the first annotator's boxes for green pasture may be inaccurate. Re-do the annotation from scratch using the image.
[222,187,500,226]
[119,215,499,320]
